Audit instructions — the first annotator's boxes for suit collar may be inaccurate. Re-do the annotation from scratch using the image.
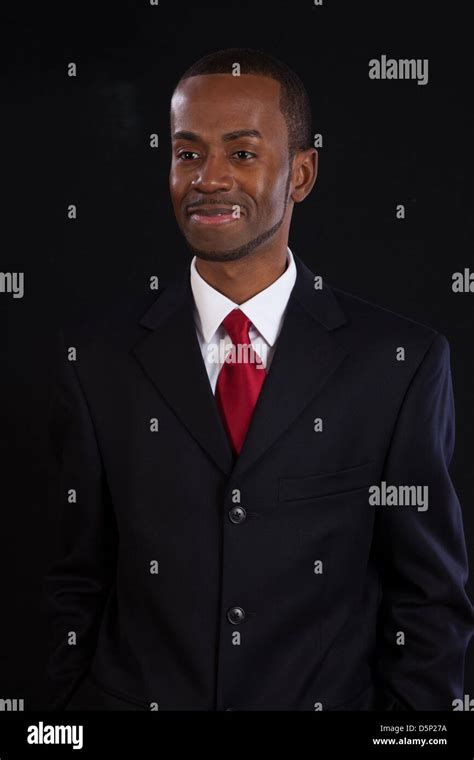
[138,252,346,332]
[189,246,297,347]
[132,252,348,479]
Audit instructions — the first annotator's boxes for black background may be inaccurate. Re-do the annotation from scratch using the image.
[2,0,474,709]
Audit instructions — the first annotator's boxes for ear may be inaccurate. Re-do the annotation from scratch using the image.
[291,149,318,203]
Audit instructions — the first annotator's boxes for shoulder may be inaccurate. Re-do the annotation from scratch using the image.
[329,283,447,359]
[57,284,174,355]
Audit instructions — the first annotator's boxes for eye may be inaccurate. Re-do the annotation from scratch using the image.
[233,151,256,160]
[176,149,256,162]
[177,151,200,161]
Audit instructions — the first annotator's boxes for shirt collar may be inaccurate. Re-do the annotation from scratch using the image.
[190,246,297,345]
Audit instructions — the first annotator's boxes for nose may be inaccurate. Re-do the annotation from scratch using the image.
[191,153,233,193]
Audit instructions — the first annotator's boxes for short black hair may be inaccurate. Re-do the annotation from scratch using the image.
[174,47,313,162]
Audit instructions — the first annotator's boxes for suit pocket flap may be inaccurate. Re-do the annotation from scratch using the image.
[279,460,377,502]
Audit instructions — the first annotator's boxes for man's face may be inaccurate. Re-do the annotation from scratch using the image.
[169,73,293,262]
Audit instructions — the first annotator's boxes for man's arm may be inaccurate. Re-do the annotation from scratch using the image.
[42,331,118,710]
[374,332,474,710]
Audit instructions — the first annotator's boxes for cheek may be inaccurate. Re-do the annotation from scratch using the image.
[254,169,289,215]
[169,169,179,191]
[169,172,184,205]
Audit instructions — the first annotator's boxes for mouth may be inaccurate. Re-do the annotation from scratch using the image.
[186,206,244,227]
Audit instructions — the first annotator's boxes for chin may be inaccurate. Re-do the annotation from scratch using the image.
[185,235,246,260]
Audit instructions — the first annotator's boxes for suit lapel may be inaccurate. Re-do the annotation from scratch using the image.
[230,255,348,481]
[131,254,349,480]
[131,267,235,476]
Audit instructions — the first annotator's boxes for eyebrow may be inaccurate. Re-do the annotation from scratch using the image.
[172,129,263,143]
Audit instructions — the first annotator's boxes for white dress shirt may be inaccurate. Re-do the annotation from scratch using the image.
[190,246,297,394]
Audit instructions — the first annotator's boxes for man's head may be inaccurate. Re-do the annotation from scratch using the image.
[169,48,318,263]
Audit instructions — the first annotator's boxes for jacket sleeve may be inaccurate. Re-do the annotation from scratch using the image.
[41,330,118,710]
[374,332,474,710]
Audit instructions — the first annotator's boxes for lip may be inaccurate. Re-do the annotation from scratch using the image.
[189,212,240,226]
[186,206,238,215]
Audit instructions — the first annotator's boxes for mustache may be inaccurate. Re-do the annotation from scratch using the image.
[185,198,246,212]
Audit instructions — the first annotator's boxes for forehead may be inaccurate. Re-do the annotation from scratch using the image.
[170,73,287,140]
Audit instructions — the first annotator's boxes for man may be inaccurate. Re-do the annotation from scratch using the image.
[43,48,473,711]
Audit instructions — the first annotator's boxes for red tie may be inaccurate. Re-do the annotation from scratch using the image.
[216,309,267,455]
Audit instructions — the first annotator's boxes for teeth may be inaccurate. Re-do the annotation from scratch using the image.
[193,210,233,217]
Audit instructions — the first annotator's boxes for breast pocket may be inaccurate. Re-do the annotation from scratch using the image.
[278,460,378,503]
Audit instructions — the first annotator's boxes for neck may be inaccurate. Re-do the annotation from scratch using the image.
[195,244,289,304]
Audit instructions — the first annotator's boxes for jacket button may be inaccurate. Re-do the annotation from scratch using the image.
[227,606,246,625]
[228,506,246,524]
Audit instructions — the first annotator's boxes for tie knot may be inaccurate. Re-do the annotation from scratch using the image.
[222,309,252,345]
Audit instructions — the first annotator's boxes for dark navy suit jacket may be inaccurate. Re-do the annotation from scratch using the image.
[43,253,474,711]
